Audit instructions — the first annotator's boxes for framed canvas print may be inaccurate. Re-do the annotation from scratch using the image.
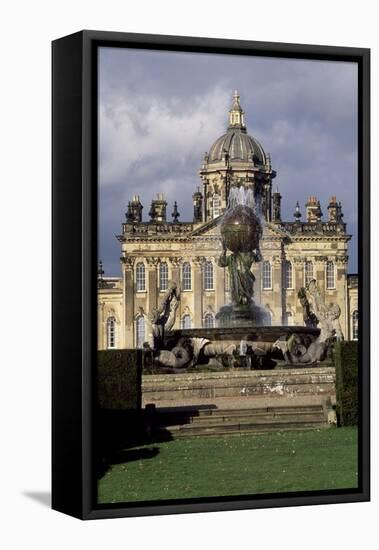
[52,30,370,519]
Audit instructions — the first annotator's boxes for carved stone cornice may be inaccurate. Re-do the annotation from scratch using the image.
[271,255,282,267]
[335,255,349,265]
[314,255,329,263]
[103,306,121,324]
[292,256,306,265]
[168,257,182,267]
[193,256,206,267]
[120,256,135,269]
[146,256,160,268]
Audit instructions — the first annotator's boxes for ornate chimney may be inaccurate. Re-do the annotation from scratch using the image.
[193,187,203,223]
[272,187,282,222]
[149,193,167,222]
[305,196,323,223]
[327,196,344,222]
[126,195,143,223]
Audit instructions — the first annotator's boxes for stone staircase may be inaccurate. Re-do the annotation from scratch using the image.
[149,402,333,439]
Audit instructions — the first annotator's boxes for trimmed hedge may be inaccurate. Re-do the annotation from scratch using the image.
[98,349,142,410]
[334,341,358,426]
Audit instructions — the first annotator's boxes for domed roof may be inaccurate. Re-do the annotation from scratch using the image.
[208,129,266,164]
[207,91,267,165]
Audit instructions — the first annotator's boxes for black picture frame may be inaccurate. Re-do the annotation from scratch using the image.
[52,30,370,520]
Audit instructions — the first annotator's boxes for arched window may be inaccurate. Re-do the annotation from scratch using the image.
[204,261,214,290]
[212,193,221,219]
[136,262,145,292]
[352,310,358,340]
[204,313,215,328]
[304,261,314,286]
[284,260,293,289]
[136,315,145,348]
[182,262,192,291]
[262,261,272,290]
[284,312,294,326]
[159,262,168,291]
[106,317,117,349]
[181,314,192,329]
[326,261,335,289]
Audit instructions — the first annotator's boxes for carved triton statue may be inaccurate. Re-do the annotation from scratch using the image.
[275,279,343,365]
[144,281,180,349]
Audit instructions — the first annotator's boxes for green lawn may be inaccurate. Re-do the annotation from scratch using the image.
[98,427,358,504]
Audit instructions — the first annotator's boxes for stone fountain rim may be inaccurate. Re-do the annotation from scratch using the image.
[168,326,320,339]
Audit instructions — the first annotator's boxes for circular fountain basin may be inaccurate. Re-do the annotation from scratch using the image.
[165,325,319,349]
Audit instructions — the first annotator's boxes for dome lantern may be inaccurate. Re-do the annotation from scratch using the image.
[205,91,267,165]
[228,90,246,131]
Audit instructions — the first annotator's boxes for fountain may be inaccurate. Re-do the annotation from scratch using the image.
[145,185,341,372]
[216,186,270,327]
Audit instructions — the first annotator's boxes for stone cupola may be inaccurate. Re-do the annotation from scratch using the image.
[198,91,276,223]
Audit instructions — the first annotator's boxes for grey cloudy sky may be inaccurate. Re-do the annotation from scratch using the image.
[98,47,358,276]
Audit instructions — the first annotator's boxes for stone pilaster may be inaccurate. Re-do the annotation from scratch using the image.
[335,254,349,338]
[97,301,105,350]
[314,255,328,302]
[215,262,225,312]
[251,262,261,305]
[293,257,305,323]
[168,257,181,287]
[272,255,283,323]
[193,256,205,327]
[146,257,159,313]
[121,256,135,348]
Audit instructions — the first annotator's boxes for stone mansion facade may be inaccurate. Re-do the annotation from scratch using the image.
[98,91,359,350]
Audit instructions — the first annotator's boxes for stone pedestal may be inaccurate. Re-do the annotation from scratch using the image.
[216,301,270,327]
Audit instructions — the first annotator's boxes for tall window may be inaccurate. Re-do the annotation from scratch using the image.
[204,313,215,328]
[182,262,192,291]
[136,262,145,292]
[106,317,116,349]
[284,312,294,326]
[352,310,358,340]
[204,261,214,290]
[181,314,192,329]
[159,262,168,291]
[213,193,221,218]
[136,315,145,348]
[304,261,314,286]
[326,261,335,289]
[262,261,272,290]
[284,260,293,289]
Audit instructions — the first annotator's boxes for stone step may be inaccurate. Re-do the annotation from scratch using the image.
[155,410,325,426]
[155,404,324,417]
[156,420,328,439]
[177,412,324,425]
[149,402,330,438]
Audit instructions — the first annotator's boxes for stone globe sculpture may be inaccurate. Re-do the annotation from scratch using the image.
[220,204,262,254]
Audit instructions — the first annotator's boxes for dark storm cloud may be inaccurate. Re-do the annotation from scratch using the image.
[98,47,358,276]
